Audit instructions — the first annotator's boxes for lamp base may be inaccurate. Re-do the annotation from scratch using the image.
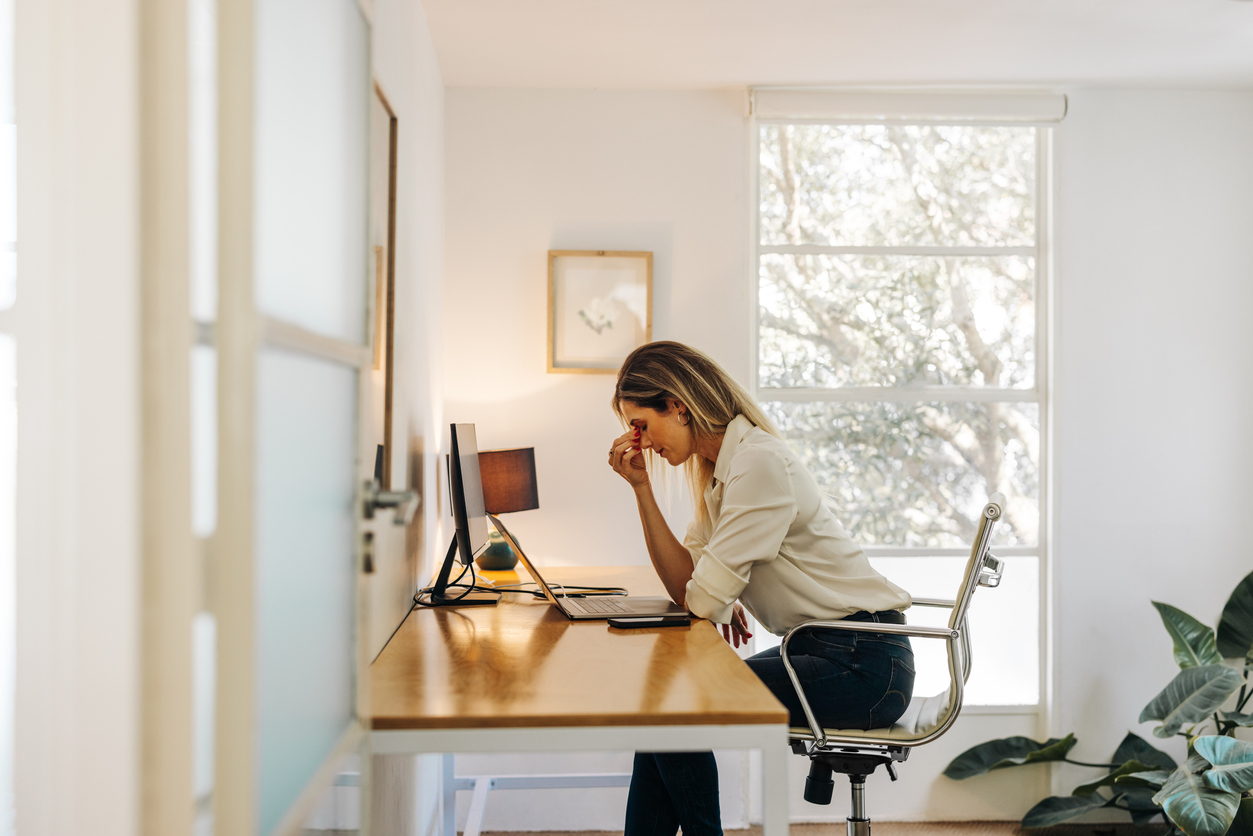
[477,531,519,571]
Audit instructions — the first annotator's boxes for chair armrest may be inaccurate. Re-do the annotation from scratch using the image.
[778,618,962,750]
[911,597,956,608]
[786,620,959,640]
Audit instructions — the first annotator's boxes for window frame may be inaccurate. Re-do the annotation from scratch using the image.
[747,114,1052,713]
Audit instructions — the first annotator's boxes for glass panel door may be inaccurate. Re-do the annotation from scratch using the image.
[252,0,370,831]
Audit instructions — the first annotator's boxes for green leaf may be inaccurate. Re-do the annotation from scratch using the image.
[1220,711,1253,727]
[1227,796,1253,836]
[1195,735,1253,794]
[1021,793,1109,827]
[1113,731,1179,771]
[1140,665,1244,738]
[1153,761,1241,836]
[944,734,1077,780]
[1154,602,1224,668]
[1115,769,1172,789]
[1217,571,1253,659]
[1074,760,1155,796]
[1130,804,1165,826]
[1114,786,1165,825]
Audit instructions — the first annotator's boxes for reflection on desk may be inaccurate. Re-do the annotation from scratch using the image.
[371,566,786,730]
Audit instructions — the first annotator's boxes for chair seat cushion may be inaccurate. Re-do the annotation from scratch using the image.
[788,690,954,743]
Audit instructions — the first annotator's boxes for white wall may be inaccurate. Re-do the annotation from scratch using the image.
[1053,89,1253,791]
[369,0,447,833]
[443,89,748,565]
[442,89,1047,828]
[369,0,447,660]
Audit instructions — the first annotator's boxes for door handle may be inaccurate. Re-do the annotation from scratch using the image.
[362,480,420,525]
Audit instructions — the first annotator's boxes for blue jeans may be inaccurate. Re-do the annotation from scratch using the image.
[623,611,915,836]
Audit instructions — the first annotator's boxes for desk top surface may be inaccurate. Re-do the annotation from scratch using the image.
[370,565,788,730]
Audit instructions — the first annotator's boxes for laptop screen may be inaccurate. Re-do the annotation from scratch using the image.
[487,514,563,607]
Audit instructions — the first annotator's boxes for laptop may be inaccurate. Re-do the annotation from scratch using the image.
[487,514,689,621]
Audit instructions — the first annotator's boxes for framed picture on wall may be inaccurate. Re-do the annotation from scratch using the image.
[547,250,653,373]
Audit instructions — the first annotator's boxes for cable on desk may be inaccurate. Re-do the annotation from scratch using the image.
[413,559,503,608]
[488,582,629,599]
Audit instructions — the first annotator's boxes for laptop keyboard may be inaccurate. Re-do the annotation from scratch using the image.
[567,596,630,614]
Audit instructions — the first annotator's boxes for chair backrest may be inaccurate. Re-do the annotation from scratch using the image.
[890,492,1007,746]
[948,492,1006,632]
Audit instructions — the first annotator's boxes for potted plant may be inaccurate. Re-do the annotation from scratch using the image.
[945,571,1253,836]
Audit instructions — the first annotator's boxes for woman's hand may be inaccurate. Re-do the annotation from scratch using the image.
[720,602,753,649]
[608,427,649,488]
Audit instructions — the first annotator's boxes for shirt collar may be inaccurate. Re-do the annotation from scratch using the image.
[712,414,755,485]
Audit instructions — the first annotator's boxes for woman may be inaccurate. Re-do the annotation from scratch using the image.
[606,341,915,836]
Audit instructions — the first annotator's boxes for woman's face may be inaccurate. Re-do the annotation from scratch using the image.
[619,400,694,466]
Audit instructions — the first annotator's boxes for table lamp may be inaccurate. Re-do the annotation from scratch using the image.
[477,447,539,570]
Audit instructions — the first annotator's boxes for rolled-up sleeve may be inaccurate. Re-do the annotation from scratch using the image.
[682,518,709,567]
[684,448,796,624]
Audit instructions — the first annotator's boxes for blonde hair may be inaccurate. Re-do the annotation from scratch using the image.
[612,341,779,525]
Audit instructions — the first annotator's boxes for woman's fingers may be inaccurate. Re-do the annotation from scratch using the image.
[607,426,648,486]
[729,604,752,642]
[721,620,751,648]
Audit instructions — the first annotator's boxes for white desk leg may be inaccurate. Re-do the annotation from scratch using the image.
[463,777,493,836]
[760,740,790,836]
[441,753,456,836]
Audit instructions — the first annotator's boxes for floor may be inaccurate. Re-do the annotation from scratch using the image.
[304,822,1171,836]
[479,824,1169,836]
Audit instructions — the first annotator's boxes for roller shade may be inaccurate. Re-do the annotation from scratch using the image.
[749,89,1067,123]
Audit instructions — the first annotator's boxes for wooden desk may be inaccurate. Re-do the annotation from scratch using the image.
[370,565,791,834]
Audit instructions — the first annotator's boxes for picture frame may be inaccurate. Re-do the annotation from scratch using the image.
[547,250,653,374]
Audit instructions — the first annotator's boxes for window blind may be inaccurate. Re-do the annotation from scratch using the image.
[749,89,1067,123]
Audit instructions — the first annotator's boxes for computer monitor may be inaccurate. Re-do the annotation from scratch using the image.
[429,423,496,605]
[449,423,488,565]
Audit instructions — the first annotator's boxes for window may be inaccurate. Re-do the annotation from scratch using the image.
[751,119,1047,706]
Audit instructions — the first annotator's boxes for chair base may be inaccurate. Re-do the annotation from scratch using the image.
[793,739,907,831]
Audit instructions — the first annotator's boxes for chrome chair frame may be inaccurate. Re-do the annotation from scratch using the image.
[779,493,1007,836]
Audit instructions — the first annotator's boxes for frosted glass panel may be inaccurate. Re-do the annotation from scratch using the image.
[0,335,13,834]
[301,749,362,833]
[190,346,217,538]
[192,612,216,808]
[0,125,13,247]
[256,349,357,836]
[255,0,369,343]
[1,121,13,311]
[0,0,10,123]
[0,255,12,313]
[189,0,217,322]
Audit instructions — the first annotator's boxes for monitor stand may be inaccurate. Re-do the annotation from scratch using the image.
[427,537,498,607]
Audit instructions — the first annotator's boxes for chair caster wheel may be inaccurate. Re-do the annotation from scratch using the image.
[804,761,834,804]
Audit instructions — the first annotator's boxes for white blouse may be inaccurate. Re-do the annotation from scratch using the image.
[683,415,911,635]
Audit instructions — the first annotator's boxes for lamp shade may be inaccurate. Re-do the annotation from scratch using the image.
[478,448,539,514]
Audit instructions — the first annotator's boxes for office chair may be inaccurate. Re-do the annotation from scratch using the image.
[781,492,1007,836]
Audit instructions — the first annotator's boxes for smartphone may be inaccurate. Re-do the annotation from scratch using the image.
[607,615,691,629]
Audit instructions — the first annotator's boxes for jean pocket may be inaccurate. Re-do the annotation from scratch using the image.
[802,629,857,654]
[868,656,916,729]
[860,633,914,659]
